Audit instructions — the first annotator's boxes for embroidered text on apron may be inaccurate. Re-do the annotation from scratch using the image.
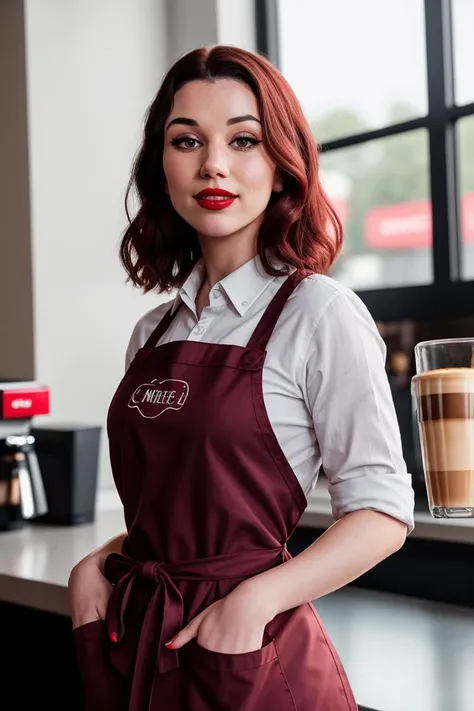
[73,271,358,711]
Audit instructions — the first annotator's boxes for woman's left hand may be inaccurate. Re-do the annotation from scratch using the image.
[166,582,273,655]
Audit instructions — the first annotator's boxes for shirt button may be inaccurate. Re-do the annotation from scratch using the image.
[194,325,205,335]
[241,301,248,308]
[212,287,220,297]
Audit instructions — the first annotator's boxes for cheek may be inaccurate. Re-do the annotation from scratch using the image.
[241,155,276,191]
[163,152,192,192]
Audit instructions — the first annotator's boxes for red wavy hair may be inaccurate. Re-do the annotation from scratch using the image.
[120,45,343,293]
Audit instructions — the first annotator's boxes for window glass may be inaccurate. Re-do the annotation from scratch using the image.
[278,0,428,143]
[320,130,432,290]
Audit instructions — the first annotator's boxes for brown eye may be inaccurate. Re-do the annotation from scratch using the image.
[170,137,201,150]
[231,135,262,150]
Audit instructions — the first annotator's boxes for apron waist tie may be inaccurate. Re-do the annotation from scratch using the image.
[104,555,183,676]
[103,544,289,678]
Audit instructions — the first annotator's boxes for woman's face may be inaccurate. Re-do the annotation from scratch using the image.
[162,79,282,242]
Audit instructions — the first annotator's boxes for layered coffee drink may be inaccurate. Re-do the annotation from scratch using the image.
[412,367,474,516]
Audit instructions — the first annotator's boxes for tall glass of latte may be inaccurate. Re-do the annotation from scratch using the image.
[412,338,474,518]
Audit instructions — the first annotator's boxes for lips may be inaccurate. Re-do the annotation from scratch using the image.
[193,187,238,211]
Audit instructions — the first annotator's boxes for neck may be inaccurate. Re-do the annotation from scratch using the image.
[197,232,258,289]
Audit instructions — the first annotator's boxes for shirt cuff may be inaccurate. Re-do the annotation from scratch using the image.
[328,471,416,535]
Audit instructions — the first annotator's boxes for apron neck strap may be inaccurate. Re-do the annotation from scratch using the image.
[144,270,306,352]
[246,271,306,351]
[144,302,181,349]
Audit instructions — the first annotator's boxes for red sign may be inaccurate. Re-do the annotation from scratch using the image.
[364,193,474,249]
[1,387,50,419]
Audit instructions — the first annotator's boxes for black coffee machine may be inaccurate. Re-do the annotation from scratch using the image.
[0,380,50,531]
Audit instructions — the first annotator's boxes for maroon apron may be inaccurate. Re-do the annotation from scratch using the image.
[73,271,358,711]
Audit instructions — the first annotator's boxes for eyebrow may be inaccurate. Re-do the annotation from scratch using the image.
[166,114,261,130]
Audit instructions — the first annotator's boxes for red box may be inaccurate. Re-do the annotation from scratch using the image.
[0,385,50,419]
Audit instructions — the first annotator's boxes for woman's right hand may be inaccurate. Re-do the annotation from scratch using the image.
[68,555,113,630]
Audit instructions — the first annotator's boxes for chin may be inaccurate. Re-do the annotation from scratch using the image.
[189,214,252,239]
[196,225,243,239]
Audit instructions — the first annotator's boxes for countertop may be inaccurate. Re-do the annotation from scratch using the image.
[1,485,474,711]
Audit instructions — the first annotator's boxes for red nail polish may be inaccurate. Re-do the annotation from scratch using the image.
[110,631,118,643]
[165,640,175,649]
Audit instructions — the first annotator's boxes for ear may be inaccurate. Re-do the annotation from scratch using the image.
[272,169,284,193]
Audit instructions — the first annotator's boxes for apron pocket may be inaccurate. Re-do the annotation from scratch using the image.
[73,619,104,639]
[73,620,129,711]
[184,639,296,710]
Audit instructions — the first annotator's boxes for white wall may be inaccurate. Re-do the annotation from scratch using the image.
[23,0,169,487]
[2,0,257,492]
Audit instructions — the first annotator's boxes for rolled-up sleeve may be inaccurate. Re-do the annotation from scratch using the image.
[304,290,415,534]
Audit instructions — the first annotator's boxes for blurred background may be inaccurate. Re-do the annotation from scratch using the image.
[280,0,474,290]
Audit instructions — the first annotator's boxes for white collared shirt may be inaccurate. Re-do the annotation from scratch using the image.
[125,257,415,533]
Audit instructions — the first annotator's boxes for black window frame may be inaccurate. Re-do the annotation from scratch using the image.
[256,0,474,322]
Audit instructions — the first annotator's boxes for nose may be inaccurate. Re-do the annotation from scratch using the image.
[199,143,230,180]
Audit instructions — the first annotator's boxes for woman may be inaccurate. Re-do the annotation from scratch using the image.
[68,45,415,711]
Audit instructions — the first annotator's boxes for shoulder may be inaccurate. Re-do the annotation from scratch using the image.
[124,298,174,371]
[291,276,388,391]
[286,273,386,369]
[290,273,378,332]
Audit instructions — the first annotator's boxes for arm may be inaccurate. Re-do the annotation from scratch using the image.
[68,532,127,628]
[244,509,407,620]
[72,531,127,575]
[67,309,147,627]
[245,289,414,616]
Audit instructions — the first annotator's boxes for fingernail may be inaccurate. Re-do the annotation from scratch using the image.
[109,631,118,643]
[165,639,176,648]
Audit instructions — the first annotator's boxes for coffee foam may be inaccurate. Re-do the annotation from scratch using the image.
[412,368,474,395]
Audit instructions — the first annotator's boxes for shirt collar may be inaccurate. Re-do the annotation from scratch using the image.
[219,255,280,316]
[171,259,206,315]
[172,254,284,317]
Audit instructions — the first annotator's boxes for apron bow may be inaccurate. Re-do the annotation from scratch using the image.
[104,553,184,676]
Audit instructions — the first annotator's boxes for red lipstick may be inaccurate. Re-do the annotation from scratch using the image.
[193,187,238,211]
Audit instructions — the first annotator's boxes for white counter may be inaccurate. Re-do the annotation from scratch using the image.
[0,483,473,618]
[0,497,125,616]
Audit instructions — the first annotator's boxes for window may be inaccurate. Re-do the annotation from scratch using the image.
[278,0,428,144]
[256,0,474,322]
[320,130,432,291]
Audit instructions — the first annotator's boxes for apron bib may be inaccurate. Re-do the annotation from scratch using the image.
[73,271,358,711]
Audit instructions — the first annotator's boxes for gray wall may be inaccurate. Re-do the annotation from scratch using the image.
[0,0,35,380]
